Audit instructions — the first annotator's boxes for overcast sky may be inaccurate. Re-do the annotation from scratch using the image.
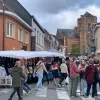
[18,0,100,34]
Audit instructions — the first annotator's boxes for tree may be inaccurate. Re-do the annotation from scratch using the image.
[21,44,27,51]
[71,45,80,56]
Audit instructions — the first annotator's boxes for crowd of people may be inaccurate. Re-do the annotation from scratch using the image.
[70,56,100,99]
[7,56,100,100]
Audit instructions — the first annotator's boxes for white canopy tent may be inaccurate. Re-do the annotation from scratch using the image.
[0,50,65,59]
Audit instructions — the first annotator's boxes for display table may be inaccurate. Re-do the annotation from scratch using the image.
[0,76,12,86]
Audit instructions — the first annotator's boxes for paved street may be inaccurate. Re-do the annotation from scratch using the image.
[0,81,100,100]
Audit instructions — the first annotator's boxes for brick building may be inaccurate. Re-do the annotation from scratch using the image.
[56,12,97,55]
[65,32,80,54]
[77,12,97,54]
[0,1,32,51]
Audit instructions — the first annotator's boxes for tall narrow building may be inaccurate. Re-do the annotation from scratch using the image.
[78,12,97,54]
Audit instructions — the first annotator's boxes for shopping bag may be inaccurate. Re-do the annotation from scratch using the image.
[33,73,36,77]
[65,77,69,84]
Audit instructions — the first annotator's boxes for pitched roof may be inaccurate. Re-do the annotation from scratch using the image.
[67,32,79,38]
[56,29,72,39]
[57,29,72,34]
[84,12,94,17]
[3,0,32,26]
[32,16,45,33]
[44,29,50,35]
[0,1,16,13]
[52,34,57,39]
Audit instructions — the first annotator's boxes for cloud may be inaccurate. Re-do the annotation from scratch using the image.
[18,0,99,14]
[18,0,100,34]
[36,5,100,34]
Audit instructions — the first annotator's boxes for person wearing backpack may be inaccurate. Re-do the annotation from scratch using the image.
[34,58,48,90]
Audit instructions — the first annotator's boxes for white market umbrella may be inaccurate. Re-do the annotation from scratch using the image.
[0,50,65,59]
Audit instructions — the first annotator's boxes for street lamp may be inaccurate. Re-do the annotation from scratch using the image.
[0,0,5,50]
[2,2,5,50]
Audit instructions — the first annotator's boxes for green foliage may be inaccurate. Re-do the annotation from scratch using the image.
[21,45,27,51]
[71,45,80,56]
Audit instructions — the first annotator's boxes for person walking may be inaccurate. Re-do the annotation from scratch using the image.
[42,61,50,85]
[58,59,68,87]
[52,62,59,85]
[85,58,97,99]
[8,60,26,100]
[70,57,80,97]
[34,58,48,90]
[20,59,32,95]
[79,59,87,96]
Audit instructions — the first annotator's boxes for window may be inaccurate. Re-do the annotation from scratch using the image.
[24,31,29,44]
[7,21,14,37]
[37,31,39,44]
[95,38,97,48]
[38,33,40,44]
[42,35,44,47]
[34,28,36,36]
[18,27,23,41]
[39,33,41,45]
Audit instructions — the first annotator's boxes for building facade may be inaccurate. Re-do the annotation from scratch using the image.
[64,32,80,54]
[56,12,97,55]
[3,0,32,26]
[50,35,59,50]
[77,12,97,54]
[44,29,51,50]
[31,16,44,51]
[0,2,32,51]
[94,23,100,58]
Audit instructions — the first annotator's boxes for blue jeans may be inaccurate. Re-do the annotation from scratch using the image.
[80,79,87,95]
[35,73,43,89]
[24,82,31,91]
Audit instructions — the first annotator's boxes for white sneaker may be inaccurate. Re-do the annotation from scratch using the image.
[35,88,40,91]
[26,91,31,95]
[58,84,61,88]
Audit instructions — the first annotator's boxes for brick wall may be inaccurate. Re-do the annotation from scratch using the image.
[65,37,80,54]
[77,13,97,54]
[0,14,31,51]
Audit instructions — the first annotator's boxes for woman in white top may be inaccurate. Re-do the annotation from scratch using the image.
[79,59,87,96]
[58,59,68,87]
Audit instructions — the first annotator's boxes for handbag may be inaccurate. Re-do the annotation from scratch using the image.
[65,76,69,84]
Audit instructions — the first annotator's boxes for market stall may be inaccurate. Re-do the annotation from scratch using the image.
[0,50,65,85]
[0,50,65,59]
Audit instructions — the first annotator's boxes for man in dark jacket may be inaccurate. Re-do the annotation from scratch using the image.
[85,58,96,98]
[8,61,26,100]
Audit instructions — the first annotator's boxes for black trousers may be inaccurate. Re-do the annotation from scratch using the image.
[9,87,22,100]
[94,81,100,95]
[59,73,67,85]
[42,72,49,84]
[86,82,95,97]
